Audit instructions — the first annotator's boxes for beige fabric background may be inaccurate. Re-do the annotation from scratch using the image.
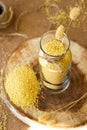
[0,0,87,130]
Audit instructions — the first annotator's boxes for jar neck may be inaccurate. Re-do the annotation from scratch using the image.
[40,31,70,61]
[40,49,66,62]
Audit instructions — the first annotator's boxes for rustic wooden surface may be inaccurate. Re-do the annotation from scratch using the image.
[5,37,87,129]
[0,0,87,130]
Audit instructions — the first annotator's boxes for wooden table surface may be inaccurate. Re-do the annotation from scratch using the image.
[0,0,87,130]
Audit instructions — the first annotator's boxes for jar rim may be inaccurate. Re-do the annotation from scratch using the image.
[40,30,70,58]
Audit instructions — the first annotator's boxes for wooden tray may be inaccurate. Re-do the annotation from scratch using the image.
[5,37,87,129]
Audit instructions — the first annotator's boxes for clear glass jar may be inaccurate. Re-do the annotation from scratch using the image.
[39,30,72,93]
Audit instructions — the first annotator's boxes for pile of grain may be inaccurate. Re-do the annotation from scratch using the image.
[5,65,41,109]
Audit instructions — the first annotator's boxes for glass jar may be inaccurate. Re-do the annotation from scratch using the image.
[39,30,72,93]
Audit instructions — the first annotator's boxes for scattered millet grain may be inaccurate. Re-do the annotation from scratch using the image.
[45,0,87,32]
[0,71,8,130]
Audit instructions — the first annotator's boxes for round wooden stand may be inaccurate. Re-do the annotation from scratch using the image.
[5,37,87,129]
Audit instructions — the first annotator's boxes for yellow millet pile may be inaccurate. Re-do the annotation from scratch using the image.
[5,65,41,109]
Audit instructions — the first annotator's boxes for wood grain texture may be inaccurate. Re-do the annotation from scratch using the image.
[5,37,87,129]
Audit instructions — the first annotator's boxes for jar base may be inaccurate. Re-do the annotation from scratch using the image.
[41,77,70,94]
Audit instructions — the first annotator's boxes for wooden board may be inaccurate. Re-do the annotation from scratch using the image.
[5,37,87,129]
